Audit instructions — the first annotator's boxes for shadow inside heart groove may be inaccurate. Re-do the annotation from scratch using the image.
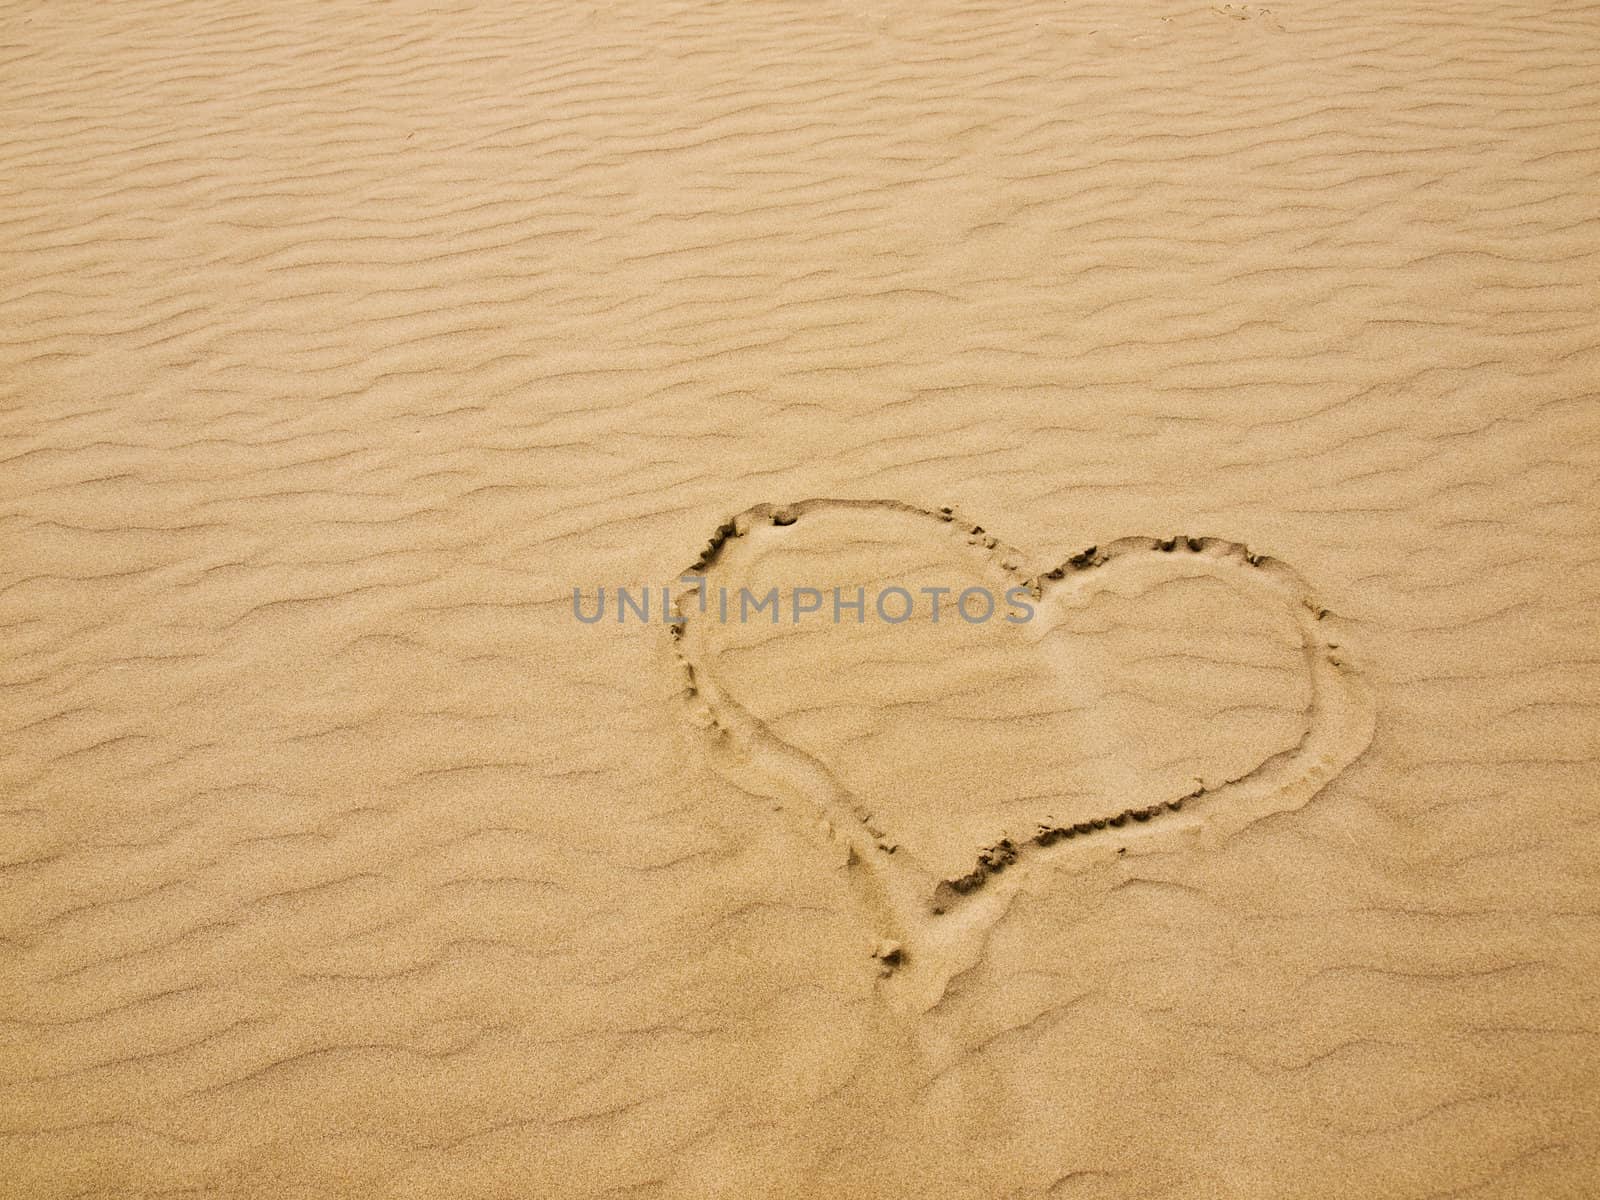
[670,499,1375,1009]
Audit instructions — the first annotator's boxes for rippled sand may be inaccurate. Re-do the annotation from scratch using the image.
[3,1,1598,1196]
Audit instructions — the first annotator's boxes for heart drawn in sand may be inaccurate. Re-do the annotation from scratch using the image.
[669,500,1374,1006]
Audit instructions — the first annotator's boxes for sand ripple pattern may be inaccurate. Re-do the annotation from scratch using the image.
[2,0,1599,1196]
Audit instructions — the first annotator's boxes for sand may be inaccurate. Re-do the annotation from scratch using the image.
[2,0,1598,1196]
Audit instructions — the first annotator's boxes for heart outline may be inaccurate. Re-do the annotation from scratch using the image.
[670,499,1375,1008]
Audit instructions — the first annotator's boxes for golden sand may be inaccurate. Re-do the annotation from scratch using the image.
[3,0,1598,1195]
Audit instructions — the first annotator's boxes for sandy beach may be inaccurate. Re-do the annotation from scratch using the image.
[3,0,1598,1195]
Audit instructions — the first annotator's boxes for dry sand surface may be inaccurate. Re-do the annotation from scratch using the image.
[3,0,1599,1196]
